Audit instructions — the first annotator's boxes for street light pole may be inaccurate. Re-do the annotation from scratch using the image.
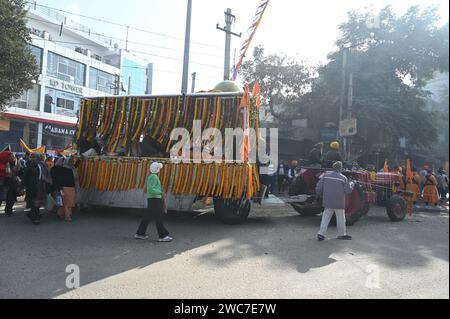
[338,48,348,156]
[217,8,241,81]
[191,72,197,93]
[347,69,353,161]
[181,0,192,94]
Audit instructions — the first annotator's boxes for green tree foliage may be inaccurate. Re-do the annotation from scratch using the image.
[240,46,313,122]
[303,5,448,160]
[0,0,39,111]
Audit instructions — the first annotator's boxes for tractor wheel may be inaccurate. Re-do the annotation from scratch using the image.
[213,199,251,225]
[291,203,323,216]
[386,195,407,222]
[332,183,366,226]
[345,183,366,225]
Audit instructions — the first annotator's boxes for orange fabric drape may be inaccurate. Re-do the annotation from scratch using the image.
[406,159,412,179]
[252,81,261,109]
[20,138,46,154]
[240,84,251,162]
[383,160,389,173]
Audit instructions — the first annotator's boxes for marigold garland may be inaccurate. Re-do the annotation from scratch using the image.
[77,158,260,198]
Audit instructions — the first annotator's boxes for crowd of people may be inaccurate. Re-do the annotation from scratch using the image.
[260,160,299,198]
[0,149,77,225]
[260,141,347,197]
[365,163,449,207]
[257,140,449,241]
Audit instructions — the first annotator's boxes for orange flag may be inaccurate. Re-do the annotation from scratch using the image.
[240,84,250,109]
[247,164,253,199]
[406,159,413,179]
[252,81,261,109]
[19,138,46,154]
[383,160,389,173]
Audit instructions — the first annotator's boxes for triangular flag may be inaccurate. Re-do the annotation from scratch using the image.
[252,81,261,109]
[384,160,389,173]
[19,139,46,154]
[406,159,413,179]
[240,84,250,108]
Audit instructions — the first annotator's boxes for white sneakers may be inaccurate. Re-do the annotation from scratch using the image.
[134,234,149,240]
[158,236,173,243]
[134,234,173,242]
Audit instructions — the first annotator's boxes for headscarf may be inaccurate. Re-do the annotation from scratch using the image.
[150,162,163,174]
[330,141,340,150]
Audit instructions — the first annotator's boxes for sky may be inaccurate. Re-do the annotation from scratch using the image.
[33,0,449,94]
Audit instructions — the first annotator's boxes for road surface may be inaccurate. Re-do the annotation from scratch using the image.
[0,198,448,299]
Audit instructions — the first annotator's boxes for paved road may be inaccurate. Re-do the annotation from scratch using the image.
[0,199,448,299]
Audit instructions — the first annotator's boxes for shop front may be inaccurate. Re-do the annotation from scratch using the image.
[42,123,76,151]
[0,118,39,152]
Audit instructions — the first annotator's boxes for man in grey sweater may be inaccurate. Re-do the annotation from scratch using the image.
[316,161,354,241]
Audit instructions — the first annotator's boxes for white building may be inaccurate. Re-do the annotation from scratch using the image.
[0,3,153,152]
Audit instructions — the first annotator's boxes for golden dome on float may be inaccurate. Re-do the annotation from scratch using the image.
[212,81,242,93]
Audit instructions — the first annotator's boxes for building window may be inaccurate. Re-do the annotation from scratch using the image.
[56,97,75,111]
[29,45,43,72]
[9,84,41,111]
[0,120,38,151]
[89,67,117,94]
[44,87,81,118]
[47,51,86,86]
[122,58,147,95]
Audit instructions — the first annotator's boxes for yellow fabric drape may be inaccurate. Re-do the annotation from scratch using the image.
[20,139,46,154]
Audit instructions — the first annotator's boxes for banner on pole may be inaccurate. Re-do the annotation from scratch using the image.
[339,118,357,137]
[232,0,270,81]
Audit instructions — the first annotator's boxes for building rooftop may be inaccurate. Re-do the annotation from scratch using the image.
[26,1,116,49]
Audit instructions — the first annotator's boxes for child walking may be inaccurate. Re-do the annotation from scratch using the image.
[135,162,173,242]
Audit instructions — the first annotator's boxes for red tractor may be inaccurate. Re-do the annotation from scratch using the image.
[288,165,408,225]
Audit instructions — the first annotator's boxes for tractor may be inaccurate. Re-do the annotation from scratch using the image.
[287,161,408,225]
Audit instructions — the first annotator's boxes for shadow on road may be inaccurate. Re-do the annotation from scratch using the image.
[0,203,448,298]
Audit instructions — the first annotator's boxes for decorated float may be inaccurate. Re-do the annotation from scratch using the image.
[75,82,263,224]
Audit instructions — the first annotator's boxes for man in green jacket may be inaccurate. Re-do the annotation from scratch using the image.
[135,162,173,242]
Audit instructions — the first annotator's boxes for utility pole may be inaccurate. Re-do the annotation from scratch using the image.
[181,0,192,94]
[128,76,132,95]
[191,72,197,93]
[217,8,241,81]
[338,48,348,157]
[113,75,121,95]
[125,26,130,51]
[347,70,353,161]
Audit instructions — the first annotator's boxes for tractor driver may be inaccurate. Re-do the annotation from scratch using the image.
[325,141,343,163]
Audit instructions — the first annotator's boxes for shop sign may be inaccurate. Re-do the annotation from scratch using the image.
[48,79,83,95]
[320,127,337,142]
[339,118,357,137]
[0,118,10,131]
[43,123,76,137]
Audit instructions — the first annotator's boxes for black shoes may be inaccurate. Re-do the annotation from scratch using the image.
[317,234,325,241]
[338,235,353,241]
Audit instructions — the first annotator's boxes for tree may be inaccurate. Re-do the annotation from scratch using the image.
[302,5,449,161]
[240,46,313,123]
[0,0,39,111]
